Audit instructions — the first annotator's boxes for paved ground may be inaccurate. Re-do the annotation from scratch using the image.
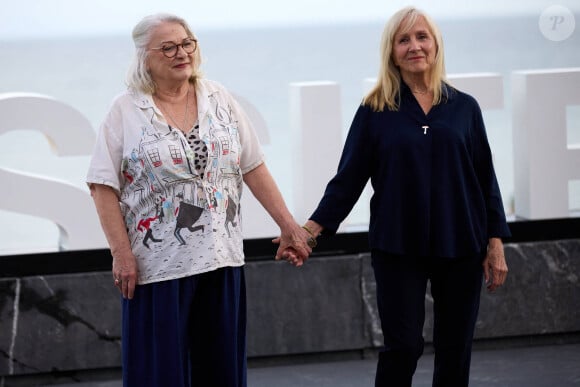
[30,342,580,386]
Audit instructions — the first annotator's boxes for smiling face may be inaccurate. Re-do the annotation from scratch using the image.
[146,22,194,88]
[391,15,436,79]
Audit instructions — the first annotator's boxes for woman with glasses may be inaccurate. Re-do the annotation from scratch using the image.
[86,13,310,387]
[285,6,511,387]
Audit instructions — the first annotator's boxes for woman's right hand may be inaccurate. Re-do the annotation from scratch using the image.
[272,220,324,267]
[90,183,139,300]
[112,250,139,299]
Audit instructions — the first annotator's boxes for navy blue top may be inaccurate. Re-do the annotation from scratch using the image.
[310,82,511,258]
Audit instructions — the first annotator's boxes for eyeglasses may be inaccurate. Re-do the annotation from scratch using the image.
[150,38,197,58]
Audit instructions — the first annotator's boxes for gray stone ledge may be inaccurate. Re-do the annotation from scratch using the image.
[1,239,578,377]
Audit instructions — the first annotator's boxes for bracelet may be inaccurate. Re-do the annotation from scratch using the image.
[302,225,317,248]
[302,225,316,237]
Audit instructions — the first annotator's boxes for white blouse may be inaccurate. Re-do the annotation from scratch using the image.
[87,79,265,284]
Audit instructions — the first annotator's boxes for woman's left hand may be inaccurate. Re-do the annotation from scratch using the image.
[272,225,312,267]
[483,238,508,292]
[242,163,311,267]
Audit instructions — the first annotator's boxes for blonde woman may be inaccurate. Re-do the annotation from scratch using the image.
[295,7,510,387]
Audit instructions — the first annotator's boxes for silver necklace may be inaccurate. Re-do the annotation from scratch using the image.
[158,87,190,130]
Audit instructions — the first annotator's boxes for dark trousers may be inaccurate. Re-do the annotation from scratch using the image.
[372,250,484,387]
[121,266,247,387]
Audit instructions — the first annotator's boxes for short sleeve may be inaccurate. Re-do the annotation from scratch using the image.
[85,100,124,196]
[230,95,265,174]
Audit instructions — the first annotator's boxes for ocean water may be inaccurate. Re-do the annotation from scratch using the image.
[0,17,579,254]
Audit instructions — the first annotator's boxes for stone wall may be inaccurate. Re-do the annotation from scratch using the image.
[1,239,579,379]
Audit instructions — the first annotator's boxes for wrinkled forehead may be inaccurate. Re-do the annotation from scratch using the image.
[150,22,190,44]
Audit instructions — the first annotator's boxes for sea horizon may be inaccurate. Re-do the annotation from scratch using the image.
[1,16,579,254]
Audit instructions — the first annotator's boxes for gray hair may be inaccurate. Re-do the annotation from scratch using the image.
[126,13,203,94]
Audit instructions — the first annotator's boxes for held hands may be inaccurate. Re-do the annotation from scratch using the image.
[272,220,322,267]
[483,238,508,292]
[272,225,311,267]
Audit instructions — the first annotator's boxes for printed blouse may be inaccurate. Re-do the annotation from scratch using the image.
[86,79,264,284]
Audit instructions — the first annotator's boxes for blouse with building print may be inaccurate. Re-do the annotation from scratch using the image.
[86,79,265,284]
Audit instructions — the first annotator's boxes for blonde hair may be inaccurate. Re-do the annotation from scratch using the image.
[126,13,203,94]
[363,6,448,111]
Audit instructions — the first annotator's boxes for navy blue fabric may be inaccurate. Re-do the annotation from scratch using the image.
[121,267,247,387]
[311,82,511,258]
[371,250,484,387]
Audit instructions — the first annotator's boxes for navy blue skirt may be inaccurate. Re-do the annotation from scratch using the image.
[121,266,247,387]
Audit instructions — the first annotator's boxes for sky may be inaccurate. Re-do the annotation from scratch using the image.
[1,0,579,39]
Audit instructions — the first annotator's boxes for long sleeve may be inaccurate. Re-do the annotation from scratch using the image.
[469,104,511,238]
[310,83,511,259]
[310,105,373,235]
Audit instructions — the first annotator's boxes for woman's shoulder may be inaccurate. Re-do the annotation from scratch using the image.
[444,82,479,107]
[357,101,377,115]
[197,78,230,95]
[197,78,239,106]
[107,89,130,105]
[102,89,153,124]
[109,88,150,109]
